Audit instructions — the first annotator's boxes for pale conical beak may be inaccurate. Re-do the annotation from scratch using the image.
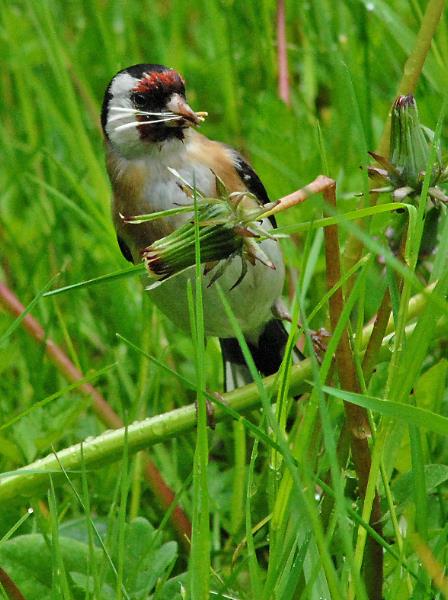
[166,93,207,126]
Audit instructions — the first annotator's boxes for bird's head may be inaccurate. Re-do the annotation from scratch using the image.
[101,64,206,156]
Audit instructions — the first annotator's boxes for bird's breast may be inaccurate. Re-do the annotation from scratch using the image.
[106,139,285,339]
[143,160,215,219]
[108,147,216,259]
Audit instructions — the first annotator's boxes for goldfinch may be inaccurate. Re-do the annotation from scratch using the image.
[101,63,291,389]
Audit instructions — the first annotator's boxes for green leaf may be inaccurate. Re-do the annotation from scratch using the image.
[12,395,89,462]
[1,363,117,433]
[392,464,448,505]
[0,518,179,600]
[69,573,114,600]
[414,359,448,412]
[152,574,186,600]
[43,265,145,297]
[322,385,448,436]
[0,272,60,346]
[0,534,102,600]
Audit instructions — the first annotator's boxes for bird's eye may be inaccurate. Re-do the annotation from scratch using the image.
[132,93,147,107]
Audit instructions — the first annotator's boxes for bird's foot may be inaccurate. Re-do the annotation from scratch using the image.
[310,328,331,361]
[194,396,216,429]
[272,298,293,323]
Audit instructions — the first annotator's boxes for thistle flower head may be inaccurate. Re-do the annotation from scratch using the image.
[390,95,432,188]
[368,95,448,204]
[132,171,278,289]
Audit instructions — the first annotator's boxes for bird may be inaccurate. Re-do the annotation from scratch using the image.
[101,63,293,390]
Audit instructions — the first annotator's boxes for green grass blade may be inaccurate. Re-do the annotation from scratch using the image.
[188,185,210,599]
[0,272,60,345]
[322,386,448,437]
[43,265,145,297]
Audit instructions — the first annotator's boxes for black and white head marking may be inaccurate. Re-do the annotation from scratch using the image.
[101,64,197,155]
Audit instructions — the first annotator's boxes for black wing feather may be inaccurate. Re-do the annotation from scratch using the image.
[117,235,134,263]
[231,150,276,227]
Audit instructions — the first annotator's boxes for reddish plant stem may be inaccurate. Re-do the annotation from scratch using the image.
[276,0,290,106]
[323,182,383,600]
[0,568,25,600]
[363,223,408,385]
[323,182,370,439]
[362,289,391,383]
[0,282,191,549]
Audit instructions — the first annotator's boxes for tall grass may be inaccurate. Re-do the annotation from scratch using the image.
[1,1,447,599]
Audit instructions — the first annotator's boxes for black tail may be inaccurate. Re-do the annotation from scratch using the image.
[220,319,298,392]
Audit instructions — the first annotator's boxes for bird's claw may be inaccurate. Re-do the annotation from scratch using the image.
[194,396,216,429]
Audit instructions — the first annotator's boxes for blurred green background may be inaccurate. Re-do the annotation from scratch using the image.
[1,0,447,521]
[0,2,447,598]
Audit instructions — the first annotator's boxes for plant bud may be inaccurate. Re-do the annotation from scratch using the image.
[142,203,244,281]
[390,95,435,188]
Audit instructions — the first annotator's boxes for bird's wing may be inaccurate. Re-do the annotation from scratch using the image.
[229,149,270,205]
[117,234,134,263]
[186,132,276,225]
[228,149,276,227]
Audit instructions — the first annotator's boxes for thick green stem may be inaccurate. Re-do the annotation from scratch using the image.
[0,360,310,502]
[0,284,440,508]
[359,282,436,349]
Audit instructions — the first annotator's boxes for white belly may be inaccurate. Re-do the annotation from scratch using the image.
[148,232,284,339]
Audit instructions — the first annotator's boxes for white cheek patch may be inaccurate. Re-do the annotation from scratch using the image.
[106,72,141,151]
[109,72,139,96]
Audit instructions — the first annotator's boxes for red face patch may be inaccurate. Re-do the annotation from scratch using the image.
[133,70,185,93]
